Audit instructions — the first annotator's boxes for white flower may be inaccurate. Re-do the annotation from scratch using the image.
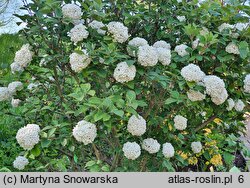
[14,44,33,68]
[107,22,129,43]
[218,23,233,32]
[203,75,228,105]
[225,42,240,55]
[200,27,209,36]
[69,51,91,73]
[142,138,160,154]
[8,81,23,95]
[153,40,171,50]
[127,114,146,136]
[177,0,182,3]
[234,99,245,112]
[191,141,202,153]
[127,37,148,57]
[10,62,24,73]
[187,90,205,101]
[162,142,175,158]
[68,24,89,44]
[243,74,250,94]
[99,57,104,64]
[174,115,187,130]
[62,4,82,21]
[0,87,11,101]
[16,124,40,150]
[192,38,200,49]
[123,141,141,160]
[72,120,97,145]
[174,44,189,57]
[226,98,235,111]
[234,23,248,31]
[11,98,21,108]
[113,62,136,83]
[13,156,29,170]
[156,47,171,66]
[27,83,39,90]
[181,63,205,82]
[89,20,106,35]
[176,16,186,22]
[138,45,158,66]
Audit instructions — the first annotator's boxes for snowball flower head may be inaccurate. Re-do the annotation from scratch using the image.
[10,62,24,73]
[176,16,186,22]
[16,124,40,150]
[11,98,21,108]
[73,120,97,145]
[69,51,91,73]
[107,22,129,43]
[8,81,23,95]
[127,37,148,56]
[89,20,106,35]
[156,47,171,66]
[113,62,136,83]
[62,4,82,21]
[192,38,200,49]
[187,90,205,101]
[181,63,205,82]
[142,138,160,154]
[13,156,29,170]
[153,40,171,50]
[225,42,239,55]
[127,114,146,136]
[174,44,189,57]
[138,45,158,66]
[162,142,175,158]
[68,24,89,44]
[174,115,187,130]
[123,142,141,160]
[226,98,235,111]
[234,99,245,112]
[191,141,202,153]
[243,74,250,93]
[14,44,33,68]
[0,87,10,101]
[218,23,233,32]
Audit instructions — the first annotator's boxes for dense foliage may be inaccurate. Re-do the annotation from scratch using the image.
[0,0,250,172]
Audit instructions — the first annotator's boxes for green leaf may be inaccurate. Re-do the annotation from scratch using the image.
[85,160,96,167]
[41,139,51,148]
[113,109,124,117]
[165,98,177,105]
[229,166,241,172]
[74,154,78,163]
[94,111,104,122]
[239,41,249,59]
[48,128,56,138]
[31,145,41,157]
[126,90,136,102]
[162,160,175,172]
[223,152,235,165]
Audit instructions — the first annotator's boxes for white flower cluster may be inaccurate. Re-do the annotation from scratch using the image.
[181,63,205,82]
[89,20,106,35]
[122,141,141,160]
[68,24,89,44]
[142,138,160,154]
[226,98,235,111]
[107,22,129,43]
[113,62,136,83]
[153,41,171,66]
[218,23,233,32]
[244,74,250,93]
[138,45,158,66]
[187,90,205,101]
[127,114,146,136]
[8,81,23,95]
[162,142,175,158]
[225,42,240,55]
[11,44,33,73]
[174,44,189,57]
[234,99,245,112]
[153,40,171,50]
[176,16,186,22]
[13,156,29,170]
[69,51,91,73]
[0,87,10,101]
[73,120,97,145]
[174,115,187,130]
[234,23,248,31]
[11,98,21,108]
[16,124,40,150]
[62,4,82,21]
[191,141,202,153]
[127,37,148,57]
[203,75,228,105]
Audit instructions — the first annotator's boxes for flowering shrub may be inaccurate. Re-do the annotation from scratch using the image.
[0,0,250,172]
